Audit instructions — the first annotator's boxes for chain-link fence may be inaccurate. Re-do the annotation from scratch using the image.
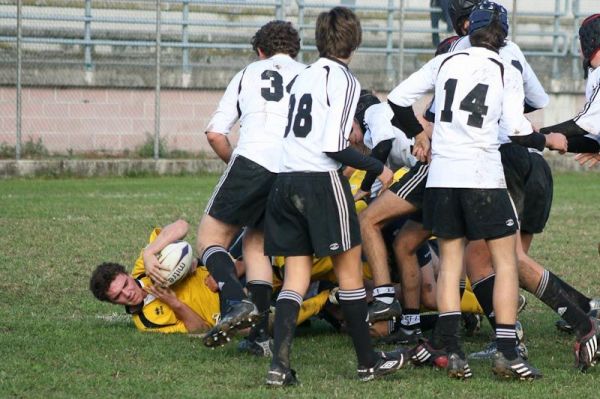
[0,0,595,160]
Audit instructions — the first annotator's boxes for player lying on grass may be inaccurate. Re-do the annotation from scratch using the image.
[89,219,335,341]
[90,220,221,334]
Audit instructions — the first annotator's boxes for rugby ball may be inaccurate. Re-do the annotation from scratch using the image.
[157,241,193,286]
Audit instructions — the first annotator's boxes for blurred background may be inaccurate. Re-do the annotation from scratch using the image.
[0,0,596,160]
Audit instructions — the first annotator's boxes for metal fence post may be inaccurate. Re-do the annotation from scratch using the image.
[182,0,190,76]
[275,0,284,20]
[551,0,560,79]
[511,0,517,41]
[298,0,305,64]
[84,0,92,72]
[572,0,581,80]
[16,0,22,160]
[398,0,405,83]
[155,0,161,160]
[386,0,395,85]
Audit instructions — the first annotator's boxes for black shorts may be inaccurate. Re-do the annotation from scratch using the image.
[499,142,531,222]
[423,188,518,240]
[264,171,361,258]
[521,152,553,234]
[205,154,276,228]
[388,161,429,222]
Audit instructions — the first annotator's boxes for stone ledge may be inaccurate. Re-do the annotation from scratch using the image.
[1,153,598,179]
[0,159,226,178]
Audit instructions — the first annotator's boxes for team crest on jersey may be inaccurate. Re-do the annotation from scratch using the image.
[329,243,340,251]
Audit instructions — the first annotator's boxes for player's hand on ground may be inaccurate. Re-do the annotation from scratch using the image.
[377,166,394,192]
[145,284,179,306]
[142,250,168,286]
[575,152,600,168]
[412,131,431,163]
[545,132,568,154]
[353,188,370,202]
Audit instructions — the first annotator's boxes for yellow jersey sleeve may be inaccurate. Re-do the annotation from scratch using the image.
[131,228,162,278]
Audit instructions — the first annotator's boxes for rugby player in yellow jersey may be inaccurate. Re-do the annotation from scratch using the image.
[90,220,221,334]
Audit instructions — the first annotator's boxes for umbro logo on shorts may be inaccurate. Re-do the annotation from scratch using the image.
[329,243,340,251]
[506,219,515,227]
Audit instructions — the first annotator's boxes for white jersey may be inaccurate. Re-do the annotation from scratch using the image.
[205,54,306,172]
[363,102,416,170]
[451,36,549,111]
[388,47,533,189]
[574,66,600,146]
[280,57,361,172]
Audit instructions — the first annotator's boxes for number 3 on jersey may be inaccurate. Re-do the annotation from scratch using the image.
[285,93,313,138]
[440,78,489,128]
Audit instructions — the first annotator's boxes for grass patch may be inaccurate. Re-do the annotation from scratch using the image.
[0,173,599,398]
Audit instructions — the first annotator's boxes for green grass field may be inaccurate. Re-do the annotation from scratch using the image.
[0,172,599,398]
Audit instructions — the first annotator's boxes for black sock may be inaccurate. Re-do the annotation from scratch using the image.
[339,288,378,368]
[536,270,592,338]
[459,279,466,299]
[419,313,439,331]
[432,312,462,355]
[247,280,273,340]
[400,308,421,331]
[271,290,302,371]
[496,324,517,360]
[472,274,496,330]
[201,245,246,312]
[549,272,591,313]
[372,284,395,304]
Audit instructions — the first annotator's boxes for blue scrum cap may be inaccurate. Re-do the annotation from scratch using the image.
[468,1,509,37]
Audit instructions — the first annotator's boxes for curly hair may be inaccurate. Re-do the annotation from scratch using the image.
[89,262,127,302]
[316,7,362,59]
[251,20,301,59]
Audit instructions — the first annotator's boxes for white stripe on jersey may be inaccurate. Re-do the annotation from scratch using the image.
[574,81,600,123]
[339,68,358,151]
[205,153,238,213]
[329,171,351,251]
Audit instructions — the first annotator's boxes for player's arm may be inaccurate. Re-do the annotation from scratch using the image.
[145,285,209,333]
[387,58,438,161]
[143,219,189,286]
[205,69,245,163]
[501,68,566,152]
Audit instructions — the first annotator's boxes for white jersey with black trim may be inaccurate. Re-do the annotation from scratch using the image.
[574,66,600,145]
[279,57,361,172]
[363,102,417,170]
[205,54,306,172]
[388,47,533,189]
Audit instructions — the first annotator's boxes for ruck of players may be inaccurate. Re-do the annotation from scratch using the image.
[90,0,600,387]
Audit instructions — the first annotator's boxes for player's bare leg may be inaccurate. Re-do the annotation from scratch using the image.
[388,220,430,343]
[359,191,417,322]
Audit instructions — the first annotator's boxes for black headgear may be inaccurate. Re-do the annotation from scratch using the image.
[579,14,600,77]
[355,90,381,133]
[449,0,481,36]
[468,1,509,37]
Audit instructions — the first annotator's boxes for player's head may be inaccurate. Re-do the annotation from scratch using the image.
[315,7,362,60]
[449,0,481,36]
[435,35,461,56]
[468,1,508,51]
[354,89,380,134]
[579,14,600,74]
[90,262,144,306]
[251,20,301,59]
